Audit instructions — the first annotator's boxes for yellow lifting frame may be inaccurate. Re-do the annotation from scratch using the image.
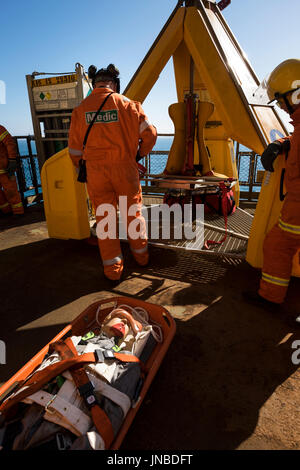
[123,1,299,276]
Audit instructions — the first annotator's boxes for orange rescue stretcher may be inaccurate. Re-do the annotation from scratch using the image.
[0,297,176,450]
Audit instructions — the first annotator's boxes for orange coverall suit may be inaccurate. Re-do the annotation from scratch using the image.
[0,126,24,215]
[68,87,157,280]
[259,105,300,303]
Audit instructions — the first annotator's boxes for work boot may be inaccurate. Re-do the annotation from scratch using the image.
[243,291,300,328]
[242,290,282,313]
[0,211,13,218]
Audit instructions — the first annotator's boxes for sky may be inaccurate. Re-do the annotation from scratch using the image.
[0,0,300,135]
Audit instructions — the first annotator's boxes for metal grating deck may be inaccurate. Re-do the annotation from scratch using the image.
[91,204,253,260]
[204,207,253,238]
[134,205,251,259]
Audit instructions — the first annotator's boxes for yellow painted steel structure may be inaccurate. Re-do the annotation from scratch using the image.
[123,0,299,276]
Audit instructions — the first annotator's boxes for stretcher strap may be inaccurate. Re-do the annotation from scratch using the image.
[23,390,91,437]
[61,338,114,448]
[0,352,98,413]
[86,372,131,417]
[0,339,142,426]
[204,182,229,249]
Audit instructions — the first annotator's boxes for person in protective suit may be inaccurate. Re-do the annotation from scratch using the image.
[68,64,157,283]
[0,125,24,215]
[244,59,300,320]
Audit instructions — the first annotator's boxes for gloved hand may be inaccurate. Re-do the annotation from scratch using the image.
[261,140,289,172]
[6,159,17,177]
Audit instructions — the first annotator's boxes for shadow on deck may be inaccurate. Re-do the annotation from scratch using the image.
[1,216,300,449]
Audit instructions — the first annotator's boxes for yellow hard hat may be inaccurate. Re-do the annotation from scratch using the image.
[267,59,300,109]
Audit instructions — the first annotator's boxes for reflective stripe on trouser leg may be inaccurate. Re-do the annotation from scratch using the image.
[259,223,299,303]
[102,254,123,281]
[11,202,24,214]
[103,255,123,266]
[259,273,290,305]
[131,244,149,266]
[131,246,148,255]
[261,272,290,287]
[95,212,123,280]
[278,218,300,235]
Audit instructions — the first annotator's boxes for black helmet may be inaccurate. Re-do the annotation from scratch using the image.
[88,64,120,92]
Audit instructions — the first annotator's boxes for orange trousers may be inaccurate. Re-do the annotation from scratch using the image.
[0,173,24,214]
[86,159,148,280]
[259,222,300,304]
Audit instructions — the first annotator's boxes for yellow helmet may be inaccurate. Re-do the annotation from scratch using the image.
[267,59,300,111]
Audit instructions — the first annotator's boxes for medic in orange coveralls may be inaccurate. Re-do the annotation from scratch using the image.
[244,59,300,320]
[0,125,24,215]
[68,64,157,283]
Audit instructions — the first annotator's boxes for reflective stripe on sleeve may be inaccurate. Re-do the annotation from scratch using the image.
[262,272,290,287]
[0,202,10,209]
[0,169,7,174]
[0,130,8,141]
[102,255,123,266]
[279,218,300,235]
[11,202,23,209]
[139,120,150,134]
[69,148,83,156]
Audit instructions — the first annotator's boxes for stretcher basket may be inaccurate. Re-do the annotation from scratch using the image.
[0,296,176,450]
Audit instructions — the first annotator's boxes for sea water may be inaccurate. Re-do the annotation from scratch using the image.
[16,136,261,197]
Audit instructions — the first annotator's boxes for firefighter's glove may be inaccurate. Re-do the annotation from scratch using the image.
[6,159,17,177]
[261,141,283,172]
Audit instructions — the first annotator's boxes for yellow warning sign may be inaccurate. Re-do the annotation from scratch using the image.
[32,74,77,88]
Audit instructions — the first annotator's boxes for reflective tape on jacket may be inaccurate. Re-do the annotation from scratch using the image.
[102,255,123,266]
[69,148,83,156]
[262,272,290,287]
[139,120,150,135]
[0,130,8,141]
[12,202,23,209]
[0,202,10,209]
[0,169,7,174]
[279,218,300,235]
[131,246,148,254]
